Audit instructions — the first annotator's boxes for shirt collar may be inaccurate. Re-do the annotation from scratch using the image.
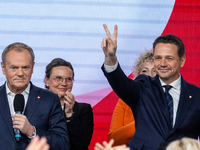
[6,82,31,95]
[159,74,181,90]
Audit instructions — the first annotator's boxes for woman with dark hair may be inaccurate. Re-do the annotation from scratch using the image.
[44,58,94,150]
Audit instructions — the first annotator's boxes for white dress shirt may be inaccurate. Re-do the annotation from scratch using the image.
[6,82,36,138]
[6,83,30,115]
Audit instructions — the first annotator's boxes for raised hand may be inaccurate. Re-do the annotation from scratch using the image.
[101,24,118,66]
[94,139,114,150]
[94,139,130,150]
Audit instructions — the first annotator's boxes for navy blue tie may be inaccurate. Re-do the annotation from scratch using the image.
[164,85,173,128]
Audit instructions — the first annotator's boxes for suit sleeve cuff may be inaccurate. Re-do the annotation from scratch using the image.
[27,126,36,139]
[104,61,118,73]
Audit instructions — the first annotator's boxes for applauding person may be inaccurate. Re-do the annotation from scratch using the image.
[45,58,94,150]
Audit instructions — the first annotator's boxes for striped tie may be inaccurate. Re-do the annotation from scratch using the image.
[164,85,173,128]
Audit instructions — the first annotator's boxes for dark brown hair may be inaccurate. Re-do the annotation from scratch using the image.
[45,58,74,89]
[153,34,185,58]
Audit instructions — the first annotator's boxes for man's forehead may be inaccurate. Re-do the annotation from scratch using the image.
[8,47,29,54]
[7,48,31,57]
[4,50,33,66]
[154,44,178,55]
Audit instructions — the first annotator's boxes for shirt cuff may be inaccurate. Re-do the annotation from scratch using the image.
[104,61,118,73]
[28,126,36,139]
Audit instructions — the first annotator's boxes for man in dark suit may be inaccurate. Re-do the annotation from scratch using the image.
[101,24,200,150]
[0,42,69,150]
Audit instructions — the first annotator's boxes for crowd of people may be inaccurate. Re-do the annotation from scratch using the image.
[1,23,200,150]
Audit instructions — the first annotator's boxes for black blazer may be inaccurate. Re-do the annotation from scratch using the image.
[0,82,70,150]
[66,101,94,150]
[102,64,200,150]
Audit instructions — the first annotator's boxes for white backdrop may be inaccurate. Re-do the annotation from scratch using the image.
[0,0,175,105]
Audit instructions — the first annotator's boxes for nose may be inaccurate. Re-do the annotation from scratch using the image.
[60,79,67,86]
[17,68,24,76]
[160,58,167,66]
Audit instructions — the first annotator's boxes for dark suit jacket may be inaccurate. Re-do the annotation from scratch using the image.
[0,82,70,150]
[66,102,94,150]
[102,64,200,150]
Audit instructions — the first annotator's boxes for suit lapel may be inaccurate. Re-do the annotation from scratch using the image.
[24,83,41,120]
[0,84,16,143]
[152,76,171,129]
[171,77,195,132]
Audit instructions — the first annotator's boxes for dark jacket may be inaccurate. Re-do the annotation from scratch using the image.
[0,82,69,150]
[102,63,200,150]
[66,101,94,150]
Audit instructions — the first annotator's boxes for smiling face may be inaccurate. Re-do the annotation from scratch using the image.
[45,66,73,99]
[154,43,186,84]
[1,48,34,94]
[140,61,156,77]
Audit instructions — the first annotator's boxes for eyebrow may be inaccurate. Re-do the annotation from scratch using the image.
[154,55,174,58]
[141,67,149,70]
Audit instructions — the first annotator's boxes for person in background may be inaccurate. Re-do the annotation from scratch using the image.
[108,50,156,146]
[166,137,200,150]
[0,42,69,150]
[44,58,94,150]
[26,136,49,150]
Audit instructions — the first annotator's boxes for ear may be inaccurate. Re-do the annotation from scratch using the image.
[180,55,186,67]
[44,76,50,87]
[1,62,5,75]
[31,62,35,74]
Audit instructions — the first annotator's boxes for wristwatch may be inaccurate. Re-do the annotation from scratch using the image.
[28,126,36,138]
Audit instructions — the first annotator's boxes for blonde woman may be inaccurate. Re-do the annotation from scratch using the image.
[166,138,200,150]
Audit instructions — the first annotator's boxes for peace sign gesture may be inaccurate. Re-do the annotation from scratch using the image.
[101,24,118,66]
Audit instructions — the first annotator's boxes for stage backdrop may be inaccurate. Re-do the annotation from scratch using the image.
[0,0,200,149]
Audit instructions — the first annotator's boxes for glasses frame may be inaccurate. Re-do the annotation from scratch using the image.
[52,76,74,85]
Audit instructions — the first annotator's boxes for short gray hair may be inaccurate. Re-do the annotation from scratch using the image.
[2,42,35,64]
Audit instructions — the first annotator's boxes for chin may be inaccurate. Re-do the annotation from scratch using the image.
[14,84,27,88]
[58,91,66,96]
[158,72,169,77]
[160,75,171,80]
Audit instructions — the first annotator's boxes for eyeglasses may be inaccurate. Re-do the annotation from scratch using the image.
[52,76,73,84]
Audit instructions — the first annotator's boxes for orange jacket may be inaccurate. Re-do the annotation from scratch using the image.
[108,99,135,146]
